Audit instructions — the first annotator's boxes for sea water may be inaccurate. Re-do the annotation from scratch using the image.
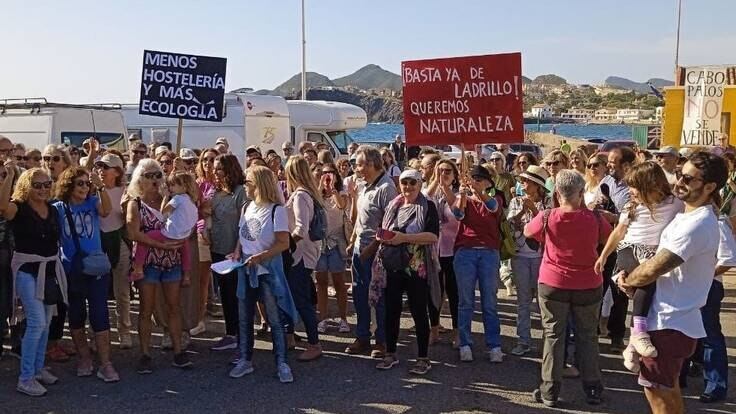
[350,123,634,143]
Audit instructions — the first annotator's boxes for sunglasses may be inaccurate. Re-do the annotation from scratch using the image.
[587,162,600,169]
[143,171,163,180]
[95,163,112,170]
[545,161,561,167]
[74,180,91,188]
[133,150,147,155]
[678,173,703,185]
[42,155,62,162]
[31,181,53,190]
[183,159,196,165]
[490,157,504,162]
[159,159,173,166]
[400,178,418,186]
[0,148,12,154]
[15,156,27,161]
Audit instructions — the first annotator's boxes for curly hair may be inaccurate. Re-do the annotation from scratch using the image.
[54,166,90,202]
[12,168,50,203]
[195,148,219,180]
[214,154,244,191]
[167,171,199,204]
[128,158,164,200]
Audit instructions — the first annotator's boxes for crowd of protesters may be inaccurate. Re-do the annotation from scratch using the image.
[0,131,733,414]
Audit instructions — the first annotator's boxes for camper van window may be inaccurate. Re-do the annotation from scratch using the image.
[307,132,323,143]
[60,132,126,151]
[327,131,354,155]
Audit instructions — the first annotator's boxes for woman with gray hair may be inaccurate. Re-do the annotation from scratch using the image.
[523,169,612,407]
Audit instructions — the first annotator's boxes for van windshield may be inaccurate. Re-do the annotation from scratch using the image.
[61,132,126,151]
[327,131,355,155]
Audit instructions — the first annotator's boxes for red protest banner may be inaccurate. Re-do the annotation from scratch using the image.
[401,52,523,146]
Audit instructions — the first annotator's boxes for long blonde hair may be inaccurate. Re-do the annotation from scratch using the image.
[584,153,607,192]
[12,168,50,203]
[285,155,324,207]
[247,166,282,205]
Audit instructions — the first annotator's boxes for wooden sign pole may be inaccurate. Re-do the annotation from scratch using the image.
[176,118,183,153]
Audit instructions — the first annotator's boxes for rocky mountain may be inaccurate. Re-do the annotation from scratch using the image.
[332,64,402,91]
[305,88,404,123]
[604,76,674,93]
[270,72,335,97]
[521,76,532,84]
[532,74,567,85]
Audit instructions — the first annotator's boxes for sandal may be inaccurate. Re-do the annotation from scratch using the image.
[375,354,399,370]
[409,358,432,375]
[76,359,94,377]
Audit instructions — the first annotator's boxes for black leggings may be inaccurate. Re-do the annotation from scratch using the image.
[616,246,656,319]
[48,303,67,341]
[385,270,429,358]
[428,256,459,329]
[212,252,239,336]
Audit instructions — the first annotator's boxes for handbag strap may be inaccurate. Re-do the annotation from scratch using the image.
[63,203,82,253]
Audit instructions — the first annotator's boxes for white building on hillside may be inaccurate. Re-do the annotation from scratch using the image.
[616,108,655,121]
[530,104,553,119]
[560,108,594,121]
[594,108,617,121]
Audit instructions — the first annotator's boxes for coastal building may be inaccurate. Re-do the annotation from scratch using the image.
[530,104,553,119]
[560,108,594,121]
[594,108,617,121]
[616,108,655,121]
[593,86,630,96]
[655,106,663,121]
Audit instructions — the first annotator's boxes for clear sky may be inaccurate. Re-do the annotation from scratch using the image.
[2,0,734,103]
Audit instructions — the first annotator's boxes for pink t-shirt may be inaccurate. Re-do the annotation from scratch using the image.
[525,208,612,290]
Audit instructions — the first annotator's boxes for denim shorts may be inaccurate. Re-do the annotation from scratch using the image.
[143,265,182,284]
[316,247,345,273]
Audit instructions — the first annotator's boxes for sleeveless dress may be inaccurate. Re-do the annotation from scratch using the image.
[136,198,181,270]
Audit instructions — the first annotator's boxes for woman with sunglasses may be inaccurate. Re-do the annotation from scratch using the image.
[156,151,175,176]
[424,159,461,347]
[25,149,42,169]
[284,155,324,361]
[0,166,66,396]
[40,144,73,363]
[513,152,539,196]
[94,152,134,350]
[543,150,570,193]
[13,144,26,169]
[190,148,218,336]
[487,151,514,205]
[126,159,191,373]
[506,165,552,357]
[52,166,119,382]
[315,162,350,334]
[372,169,440,375]
[67,147,81,167]
[209,154,246,354]
[584,153,608,208]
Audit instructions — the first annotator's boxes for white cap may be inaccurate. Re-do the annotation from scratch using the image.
[179,148,197,160]
[399,169,422,182]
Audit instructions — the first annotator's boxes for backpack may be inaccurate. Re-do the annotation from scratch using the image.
[297,189,327,242]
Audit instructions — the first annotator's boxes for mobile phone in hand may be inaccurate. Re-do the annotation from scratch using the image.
[377,228,396,241]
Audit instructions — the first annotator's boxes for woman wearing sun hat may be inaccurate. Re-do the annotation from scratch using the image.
[506,165,553,356]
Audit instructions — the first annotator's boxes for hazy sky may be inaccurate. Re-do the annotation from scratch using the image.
[3,0,734,103]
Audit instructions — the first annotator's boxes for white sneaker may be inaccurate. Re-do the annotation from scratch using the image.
[17,378,47,396]
[35,367,58,385]
[229,360,254,378]
[459,345,473,362]
[317,319,329,334]
[623,344,641,373]
[189,321,206,336]
[119,333,133,350]
[337,319,351,333]
[489,347,504,363]
[630,332,658,358]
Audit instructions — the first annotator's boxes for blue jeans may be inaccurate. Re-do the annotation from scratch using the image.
[454,248,501,349]
[16,271,54,381]
[352,251,385,343]
[286,260,319,345]
[702,279,727,398]
[239,275,287,366]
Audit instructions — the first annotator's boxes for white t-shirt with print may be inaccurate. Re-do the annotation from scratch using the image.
[239,202,289,256]
[619,196,684,246]
[647,205,719,339]
[161,194,198,240]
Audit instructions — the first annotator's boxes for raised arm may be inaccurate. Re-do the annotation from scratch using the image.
[0,162,18,220]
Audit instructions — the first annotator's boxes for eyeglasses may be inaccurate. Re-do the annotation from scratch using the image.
[400,178,418,186]
[678,173,703,185]
[31,181,53,190]
[143,171,163,180]
[159,159,173,166]
[587,162,600,169]
[42,155,62,162]
[74,180,91,188]
[95,163,112,170]
[545,161,561,167]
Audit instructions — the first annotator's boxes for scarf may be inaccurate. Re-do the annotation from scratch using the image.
[369,193,441,309]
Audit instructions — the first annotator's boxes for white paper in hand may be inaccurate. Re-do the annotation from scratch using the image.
[210,259,245,275]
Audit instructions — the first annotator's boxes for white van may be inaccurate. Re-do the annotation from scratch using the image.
[0,98,127,151]
[122,93,290,162]
[287,100,367,157]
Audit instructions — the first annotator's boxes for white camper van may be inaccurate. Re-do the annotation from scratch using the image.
[0,98,127,151]
[121,93,290,161]
[287,100,367,157]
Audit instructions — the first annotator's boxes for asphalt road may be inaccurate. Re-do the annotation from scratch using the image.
[2,276,735,414]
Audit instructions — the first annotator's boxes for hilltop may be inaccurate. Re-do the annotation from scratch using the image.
[604,76,674,93]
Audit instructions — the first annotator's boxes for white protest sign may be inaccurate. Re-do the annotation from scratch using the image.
[681,66,727,146]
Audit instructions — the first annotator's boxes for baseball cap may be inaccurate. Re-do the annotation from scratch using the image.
[215,137,229,146]
[470,165,493,182]
[246,145,261,155]
[179,148,197,160]
[653,146,678,157]
[97,153,124,170]
[154,146,169,158]
[399,169,422,183]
